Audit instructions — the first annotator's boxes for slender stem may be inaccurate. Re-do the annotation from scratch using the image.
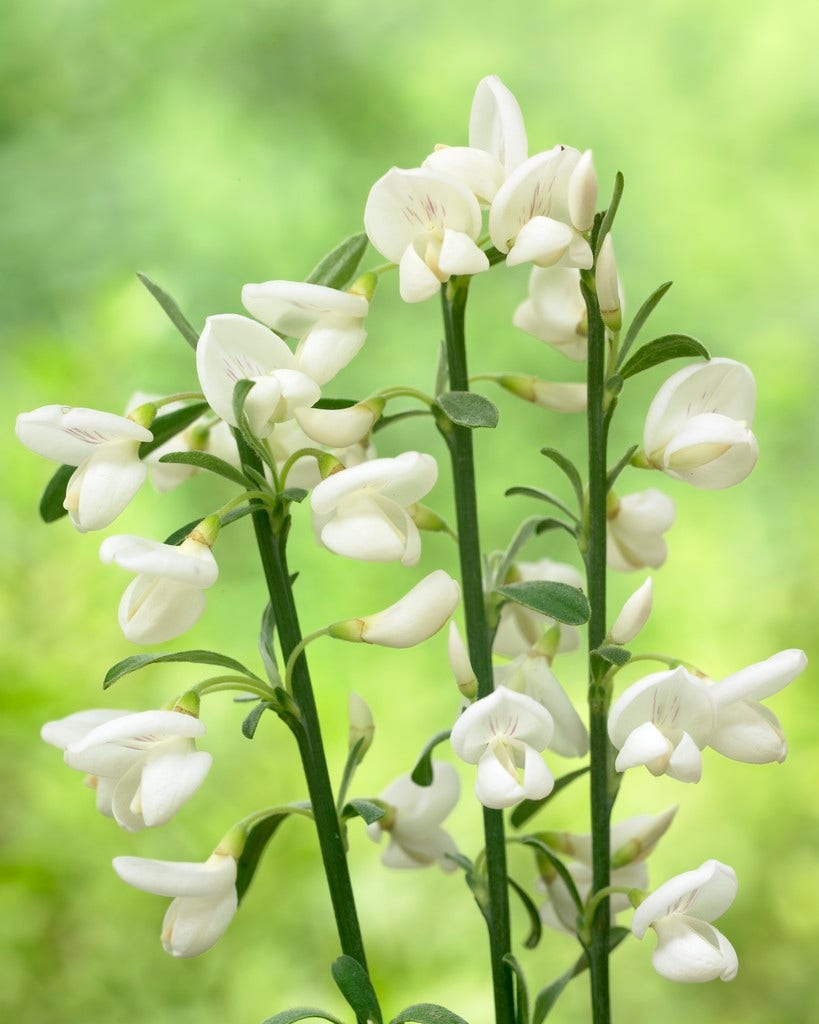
[284,627,330,693]
[439,280,515,1024]
[581,272,613,1024]
[234,434,369,982]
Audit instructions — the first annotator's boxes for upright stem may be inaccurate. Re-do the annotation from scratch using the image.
[235,436,369,978]
[440,280,515,1024]
[581,274,613,1024]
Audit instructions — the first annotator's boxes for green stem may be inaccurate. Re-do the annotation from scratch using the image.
[234,434,369,984]
[581,272,613,1024]
[439,279,515,1024]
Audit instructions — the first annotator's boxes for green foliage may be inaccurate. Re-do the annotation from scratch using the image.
[435,391,499,429]
[103,650,263,688]
[495,581,590,625]
[618,334,710,380]
[137,272,200,349]
[306,232,369,290]
[331,956,382,1024]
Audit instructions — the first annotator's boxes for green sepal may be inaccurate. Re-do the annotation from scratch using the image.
[260,1008,344,1024]
[103,650,264,689]
[496,581,590,626]
[306,232,369,290]
[531,928,630,1024]
[596,645,631,666]
[503,953,530,1024]
[618,334,710,380]
[410,730,452,787]
[508,877,543,950]
[38,464,74,523]
[158,449,252,488]
[510,766,590,829]
[539,448,584,508]
[331,955,382,1024]
[435,391,499,429]
[391,1006,470,1024]
[235,812,293,902]
[341,799,385,826]
[137,272,200,349]
[139,402,209,457]
[617,280,673,369]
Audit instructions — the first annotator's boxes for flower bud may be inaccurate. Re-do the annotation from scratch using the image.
[496,375,587,413]
[348,692,375,759]
[171,690,202,718]
[611,805,678,868]
[610,577,653,644]
[568,150,598,232]
[596,234,621,331]
[328,570,461,649]
[448,622,477,699]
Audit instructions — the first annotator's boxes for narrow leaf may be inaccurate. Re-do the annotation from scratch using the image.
[158,450,252,487]
[139,402,209,457]
[508,877,543,950]
[259,602,279,684]
[518,837,583,914]
[619,334,710,380]
[496,581,590,626]
[410,730,452,787]
[242,701,274,739]
[494,517,546,590]
[435,391,499,429]
[306,232,369,290]
[342,799,385,825]
[162,504,258,546]
[618,280,673,368]
[606,445,639,492]
[391,1005,470,1024]
[503,953,529,1024]
[510,767,590,828]
[279,487,308,504]
[596,646,631,666]
[331,955,382,1024]
[534,517,578,539]
[38,464,74,523]
[235,813,290,902]
[540,449,584,508]
[505,486,578,522]
[593,171,624,256]
[532,928,630,1024]
[261,1008,344,1024]
[103,650,263,689]
[137,272,200,349]
[314,397,356,410]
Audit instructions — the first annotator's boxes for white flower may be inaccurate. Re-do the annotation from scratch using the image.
[451,688,554,809]
[513,267,588,362]
[100,533,218,644]
[15,405,153,531]
[493,558,585,657]
[241,280,369,386]
[608,666,716,783]
[196,313,320,438]
[495,374,587,413]
[448,622,477,698]
[596,234,621,330]
[113,851,238,957]
[366,761,460,871]
[364,167,489,303]
[295,398,384,449]
[348,692,375,757]
[610,577,653,645]
[310,451,438,565]
[494,657,588,758]
[489,147,595,269]
[330,570,460,649]
[643,358,758,490]
[44,709,211,831]
[709,649,807,764]
[607,490,675,572]
[632,860,738,983]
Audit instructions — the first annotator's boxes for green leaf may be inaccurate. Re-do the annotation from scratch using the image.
[508,877,543,950]
[314,397,357,410]
[331,955,382,1024]
[496,581,590,626]
[592,171,624,256]
[139,402,210,457]
[242,701,274,739]
[619,334,710,380]
[342,799,385,825]
[306,232,369,290]
[504,953,529,1024]
[162,504,258,546]
[505,486,578,522]
[279,487,308,504]
[534,517,578,539]
[259,602,279,684]
[158,450,252,487]
[38,464,74,523]
[596,645,631,666]
[235,812,291,902]
[435,391,499,429]
[232,379,256,433]
[137,272,200,349]
[539,449,584,508]
[617,280,673,369]
[606,445,639,492]
[532,928,630,1024]
[510,766,590,828]
[390,1005,470,1024]
[103,650,263,689]
[261,1008,344,1024]
[519,838,583,923]
[410,730,452,787]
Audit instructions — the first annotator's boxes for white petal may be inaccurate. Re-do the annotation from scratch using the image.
[451,688,554,762]
[523,266,587,345]
[364,167,482,263]
[113,852,237,898]
[295,403,377,449]
[632,859,737,937]
[295,316,367,385]
[709,699,787,764]
[399,240,445,302]
[608,666,715,749]
[68,710,205,754]
[16,406,152,465]
[195,314,296,427]
[469,75,528,173]
[448,622,476,689]
[100,535,218,588]
[423,146,504,204]
[711,649,807,705]
[118,577,208,644]
[651,916,738,983]
[310,451,437,515]
[614,721,673,774]
[662,413,758,489]
[489,147,580,252]
[139,750,212,826]
[610,578,653,644]
[568,150,598,231]
[110,761,147,831]
[475,747,525,808]
[607,490,675,572]
[437,228,490,277]
[360,570,460,648]
[517,659,588,757]
[506,217,574,268]
[666,731,703,783]
[241,280,367,335]
[161,890,238,957]
[522,744,554,800]
[319,495,412,563]
[66,443,147,532]
[381,761,461,833]
[41,709,131,750]
[244,369,320,435]
[595,234,620,325]
[530,381,587,412]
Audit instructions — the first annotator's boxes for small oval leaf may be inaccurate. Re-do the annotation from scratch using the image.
[436,391,499,429]
[390,1005,470,1024]
[331,955,382,1024]
[495,581,590,626]
[619,334,710,380]
[306,232,369,290]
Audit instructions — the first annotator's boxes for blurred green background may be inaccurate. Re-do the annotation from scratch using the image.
[2,1,817,1022]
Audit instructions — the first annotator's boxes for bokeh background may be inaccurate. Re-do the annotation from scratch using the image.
[2,1,817,1022]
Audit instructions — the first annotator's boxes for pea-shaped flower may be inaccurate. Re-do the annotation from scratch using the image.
[606,490,676,572]
[451,688,555,809]
[310,451,438,565]
[513,267,588,361]
[631,860,738,983]
[364,167,489,303]
[15,405,153,531]
[643,358,758,489]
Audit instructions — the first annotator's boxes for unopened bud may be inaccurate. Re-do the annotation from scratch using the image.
[348,692,375,760]
[497,374,586,413]
[568,150,598,233]
[448,622,477,699]
[611,806,678,868]
[596,234,621,331]
[610,577,653,645]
